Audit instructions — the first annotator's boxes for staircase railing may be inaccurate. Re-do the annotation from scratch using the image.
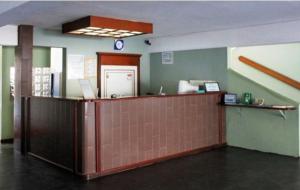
[238,56,300,90]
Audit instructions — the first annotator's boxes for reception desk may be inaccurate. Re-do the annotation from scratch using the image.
[24,92,225,179]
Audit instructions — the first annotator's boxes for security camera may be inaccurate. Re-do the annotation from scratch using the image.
[144,39,151,46]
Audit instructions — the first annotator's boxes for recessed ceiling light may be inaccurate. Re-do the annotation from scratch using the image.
[109,32,120,35]
[77,29,93,32]
[117,30,129,33]
[69,31,84,34]
[94,30,108,33]
[102,28,115,32]
[85,32,98,35]
[131,31,143,34]
[63,16,153,38]
[98,33,112,37]
[121,33,135,37]
[86,27,101,30]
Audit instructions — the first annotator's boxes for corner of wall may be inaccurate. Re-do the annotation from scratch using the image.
[0,25,18,46]
[227,47,232,70]
[0,45,2,140]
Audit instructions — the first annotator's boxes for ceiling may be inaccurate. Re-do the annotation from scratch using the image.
[1,1,300,38]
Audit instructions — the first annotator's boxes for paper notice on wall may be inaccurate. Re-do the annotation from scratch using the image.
[162,51,174,64]
[84,56,97,78]
[67,54,84,79]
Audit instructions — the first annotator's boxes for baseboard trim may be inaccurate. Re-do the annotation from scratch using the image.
[0,138,13,144]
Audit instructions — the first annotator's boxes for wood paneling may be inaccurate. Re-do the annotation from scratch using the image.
[29,97,76,171]
[90,16,153,34]
[27,97,97,176]
[97,52,141,96]
[25,93,225,180]
[63,16,153,34]
[62,16,90,33]
[239,56,300,90]
[14,25,33,154]
[98,53,141,66]
[95,93,225,175]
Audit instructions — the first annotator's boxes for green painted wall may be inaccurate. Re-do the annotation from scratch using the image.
[1,46,51,140]
[1,46,15,140]
[150,48,227,94]
[227,70,299,157]
[32,47,50,67]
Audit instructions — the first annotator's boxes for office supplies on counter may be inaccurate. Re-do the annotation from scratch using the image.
[224,93,238,104]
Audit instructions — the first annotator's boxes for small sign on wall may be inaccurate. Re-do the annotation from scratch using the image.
[84,56,97,78]
[162,51,174,64]
[68,54,84,79]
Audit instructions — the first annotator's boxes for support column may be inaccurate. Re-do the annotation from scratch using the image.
[14,25,33,154]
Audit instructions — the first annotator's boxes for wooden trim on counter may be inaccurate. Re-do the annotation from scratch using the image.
[239,56,300,90]
[73,101,78,174]
[97,92,226,102]
[24,92,226,103]
[95,103,101,173]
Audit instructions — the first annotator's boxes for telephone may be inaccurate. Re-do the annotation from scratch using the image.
[242,92,252,105]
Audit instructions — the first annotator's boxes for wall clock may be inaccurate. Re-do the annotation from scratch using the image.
[114,39,124,50]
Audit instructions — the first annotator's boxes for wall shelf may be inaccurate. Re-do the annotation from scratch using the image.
[222,103,296,120]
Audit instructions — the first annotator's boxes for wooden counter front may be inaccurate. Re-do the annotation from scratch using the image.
[24,93,225,180]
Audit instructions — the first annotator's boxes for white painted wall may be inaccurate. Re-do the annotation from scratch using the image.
[0,25,17,46]
[228,43,300,103]
[148,19,300,53]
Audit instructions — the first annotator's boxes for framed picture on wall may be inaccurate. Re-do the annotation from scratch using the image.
[204,82,220,92]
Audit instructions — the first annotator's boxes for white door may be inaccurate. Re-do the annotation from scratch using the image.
[101,65,137,98]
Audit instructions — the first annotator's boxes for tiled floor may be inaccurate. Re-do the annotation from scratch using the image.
[0,144,300,190]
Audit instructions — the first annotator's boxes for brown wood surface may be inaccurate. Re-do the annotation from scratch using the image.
[239,56,300,90]
[25,93,225,180]
[28,97,76,171]
[14,25,33,154]
[97,52,141,96]
[90,16,153,33]
[95,93,225,176]
[63,16,153,34]
[62,16,90,33]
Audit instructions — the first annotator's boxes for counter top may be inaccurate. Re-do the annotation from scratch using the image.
[25,91,225,102]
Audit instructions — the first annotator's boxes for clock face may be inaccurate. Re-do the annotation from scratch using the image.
[114,39,124,50]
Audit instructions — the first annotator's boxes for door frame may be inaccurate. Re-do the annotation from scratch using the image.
[97,52,141,97]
